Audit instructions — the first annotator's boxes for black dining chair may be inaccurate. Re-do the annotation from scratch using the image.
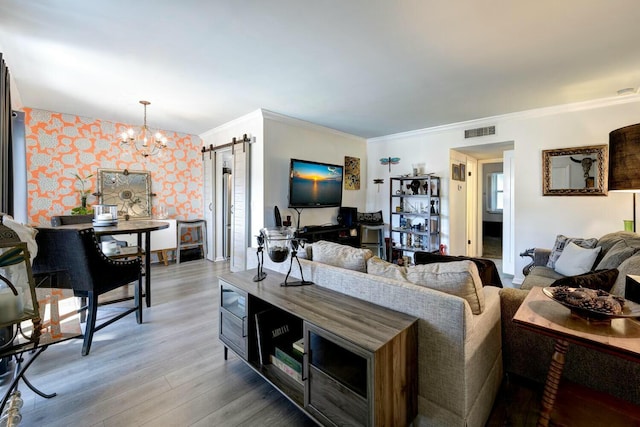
[51,214,128,248]
[32,227,142,356]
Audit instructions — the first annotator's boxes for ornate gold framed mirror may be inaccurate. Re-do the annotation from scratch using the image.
[542,145,608,196]
[97,169,153,219]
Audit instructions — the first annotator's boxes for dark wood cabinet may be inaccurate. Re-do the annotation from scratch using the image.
[218,269,418,426]
[296,225,360,247]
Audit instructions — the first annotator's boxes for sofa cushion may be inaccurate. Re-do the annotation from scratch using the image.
[595,239,640,270]
[554,242,601,276]
[551,268,619,292]
[546,234,598,269]
[312,240,372,272]
[366,256,407,281]
[405,260,485,314]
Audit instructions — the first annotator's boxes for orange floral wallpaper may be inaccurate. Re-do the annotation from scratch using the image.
[24,108,203,226]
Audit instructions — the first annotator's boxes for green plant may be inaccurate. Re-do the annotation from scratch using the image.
[71,172,94,215]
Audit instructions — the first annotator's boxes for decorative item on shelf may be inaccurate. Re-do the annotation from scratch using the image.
[253,233,267,282]
[624,220,634,232]
[410,180,421,195]
[119,100,168,159]
[71,172,94,215]
[0,215,41,350]
[411,163,424,176]
[380,157,400,172]
[609,124,640,232]
[261,227,313,287]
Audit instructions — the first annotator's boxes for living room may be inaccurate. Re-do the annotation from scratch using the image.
[2,2,640,426]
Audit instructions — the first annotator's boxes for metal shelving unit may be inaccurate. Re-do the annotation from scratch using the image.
[389,175,441,262]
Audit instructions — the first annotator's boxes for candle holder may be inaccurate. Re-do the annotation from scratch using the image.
[261,227,313,287]
[0,215,41,349]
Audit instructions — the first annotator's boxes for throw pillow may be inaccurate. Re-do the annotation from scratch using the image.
[551,269,619,292]
[546,234,598,269]
[595,239,640,270]
[554,242,601,276]
[405,260,485,314]
[366,256,407,282]
[3,215,38,262]
[312,240,372,272]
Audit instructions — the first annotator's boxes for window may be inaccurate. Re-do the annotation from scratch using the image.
[487,172,503,213]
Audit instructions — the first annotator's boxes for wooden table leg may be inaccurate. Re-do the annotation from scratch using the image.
[538,338,570,427]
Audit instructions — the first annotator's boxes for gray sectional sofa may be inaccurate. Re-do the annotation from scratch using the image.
[502,230,640,405]
[253,240,503,427]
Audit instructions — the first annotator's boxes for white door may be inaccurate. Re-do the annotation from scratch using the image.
[203,151,215,261]
[465,158,478,257]
[230,139,250,272]
[502,150,515,275]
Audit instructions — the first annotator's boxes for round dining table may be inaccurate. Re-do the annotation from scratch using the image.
[52,220,169,307]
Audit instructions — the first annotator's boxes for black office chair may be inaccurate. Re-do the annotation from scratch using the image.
[32,228,142,356]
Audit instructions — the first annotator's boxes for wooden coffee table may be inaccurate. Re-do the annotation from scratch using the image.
[513,286,640,427]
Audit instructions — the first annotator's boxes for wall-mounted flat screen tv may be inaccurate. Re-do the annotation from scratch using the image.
[288,158,343,208]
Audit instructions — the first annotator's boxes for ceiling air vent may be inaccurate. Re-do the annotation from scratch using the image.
[464,126,495,139]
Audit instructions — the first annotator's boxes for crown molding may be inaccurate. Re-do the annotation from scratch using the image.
[261,109,365,142]
[369,94,640,143]
[199,109,263,139]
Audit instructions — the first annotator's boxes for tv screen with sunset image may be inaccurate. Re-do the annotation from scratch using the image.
[288,159,343,208]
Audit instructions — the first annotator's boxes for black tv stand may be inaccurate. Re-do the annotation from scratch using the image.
[297,224,360,248]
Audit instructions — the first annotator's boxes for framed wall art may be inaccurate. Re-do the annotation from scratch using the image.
[452,163,461,181]
[542,145,608,196]
[344,156,361,190]
[97,169,154,219]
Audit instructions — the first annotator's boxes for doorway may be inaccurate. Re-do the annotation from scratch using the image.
[481,162,504,259]
[455,141,514,274]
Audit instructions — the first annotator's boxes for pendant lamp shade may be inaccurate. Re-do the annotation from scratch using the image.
[609,124,640,191]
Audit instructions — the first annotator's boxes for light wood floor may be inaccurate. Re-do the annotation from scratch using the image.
[8,260,636,426]
[11,260,315,427]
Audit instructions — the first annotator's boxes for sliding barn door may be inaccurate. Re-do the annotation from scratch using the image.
[230,139,250,272]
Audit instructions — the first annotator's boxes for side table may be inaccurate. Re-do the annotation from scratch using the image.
[513,286,640,427]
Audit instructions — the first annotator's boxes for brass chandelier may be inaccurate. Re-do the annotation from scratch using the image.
[120,100,168,158]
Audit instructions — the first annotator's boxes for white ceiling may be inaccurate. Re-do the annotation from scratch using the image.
[1,1,640,138]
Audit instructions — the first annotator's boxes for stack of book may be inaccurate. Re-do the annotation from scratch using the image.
[270,346,303,384]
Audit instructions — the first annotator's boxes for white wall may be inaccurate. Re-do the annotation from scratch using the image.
[201,109,367,256]
[368,95,640,283]
[263,111,367,230]
[200,110,264,260]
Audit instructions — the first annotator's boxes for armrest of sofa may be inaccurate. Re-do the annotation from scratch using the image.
[519,248,551,276]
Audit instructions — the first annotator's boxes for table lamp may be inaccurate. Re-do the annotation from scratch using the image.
[609,124,640,232]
